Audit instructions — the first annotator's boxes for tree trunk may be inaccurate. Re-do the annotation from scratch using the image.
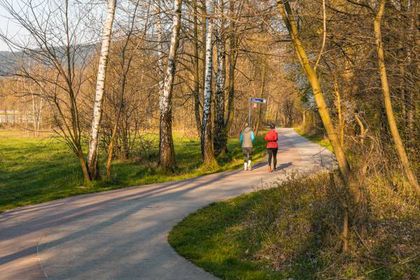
[156,2,164,93]
[226,51,235,131]
[355,114,367,144]
[213,0,227,156]
[106,68,127,179]
[105,0,140,178]
[220,0,238,149]
[106,121,118,179]
[87,0,117,180]
[277,2,352,189]
[200,0,207,106]
[158,0,183,171]
[192,0,202,137]
[38,98,43,134]
[201,0,217,166]
[334,78,344,147]
[406,0,417,143]
[374,0,419,191]
[121,122,130,159]
[255,63,267,136]
[302,110,306,129]
[278,5,362,246]
[78,150,91,184]
[31,93,39,137]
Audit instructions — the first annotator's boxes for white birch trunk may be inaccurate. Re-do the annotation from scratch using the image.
[158,0,183,169]
[202,0,213,138]
[87,0,117,179]
[156,2,164,93]
[201,0,216,164]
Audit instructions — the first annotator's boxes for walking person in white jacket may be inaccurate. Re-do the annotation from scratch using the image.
[240,123,255,171]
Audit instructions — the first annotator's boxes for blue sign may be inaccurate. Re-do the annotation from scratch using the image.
[250,98,267,104]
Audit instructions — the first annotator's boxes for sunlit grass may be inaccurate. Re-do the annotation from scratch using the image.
[0,130,267,212]
[169,174,419,279]
[294,126,333,152]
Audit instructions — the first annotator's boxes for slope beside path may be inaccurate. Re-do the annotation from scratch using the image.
[0,128,335,280]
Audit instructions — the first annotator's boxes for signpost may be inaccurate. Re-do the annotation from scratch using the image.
[250,98,267,104]
[248,97,267,125]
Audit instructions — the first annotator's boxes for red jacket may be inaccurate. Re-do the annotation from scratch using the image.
[264,129,278,149]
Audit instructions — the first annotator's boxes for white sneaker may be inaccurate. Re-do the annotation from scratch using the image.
[248,160,252,171]
[244,162,248,171]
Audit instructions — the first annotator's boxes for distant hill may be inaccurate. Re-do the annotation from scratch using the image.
[0,44,97,76]
[0,51,21,76]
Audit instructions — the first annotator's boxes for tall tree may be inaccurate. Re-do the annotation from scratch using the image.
[201,0,217,165]
[0,0,95,183]
[255,62,267,135]
[277,2,352,188]
[158,0,183,171]
[406,0,417,140]
[277,1,356,252]
[106,0,144,179]
[87,0,117,179]
[213,0,227,156]
[220,0,243,154]
[373,0,419,191]
[192,0,202,137]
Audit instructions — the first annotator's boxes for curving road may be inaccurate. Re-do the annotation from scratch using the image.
[0,128,335,280]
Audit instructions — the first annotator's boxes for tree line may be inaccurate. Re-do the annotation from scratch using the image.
[0,0,300,178]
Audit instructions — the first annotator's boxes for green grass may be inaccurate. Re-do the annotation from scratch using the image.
[294,127,333,152]
[169,192,286,280]
[0,130,267,213]
[169,174,419,279]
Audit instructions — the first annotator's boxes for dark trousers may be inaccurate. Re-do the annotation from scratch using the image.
[267,148,278,169]
[242,147,252,162]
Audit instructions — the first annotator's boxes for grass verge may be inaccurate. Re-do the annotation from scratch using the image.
[0,130,267,212]
[169,173,419,279]
[294,127,333,152]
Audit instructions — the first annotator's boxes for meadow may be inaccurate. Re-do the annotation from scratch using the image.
[0,129,267,212]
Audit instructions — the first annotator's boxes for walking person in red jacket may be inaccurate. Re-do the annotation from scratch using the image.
[264,123,278,172]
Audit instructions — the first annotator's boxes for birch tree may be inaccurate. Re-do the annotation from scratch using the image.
[213,0,227,156]
[201,0,217,165]
[158,0,183,171]
[87,0,117,179]
[156,1,164,93]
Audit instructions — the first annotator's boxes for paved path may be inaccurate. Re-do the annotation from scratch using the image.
[0,128,335,280]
